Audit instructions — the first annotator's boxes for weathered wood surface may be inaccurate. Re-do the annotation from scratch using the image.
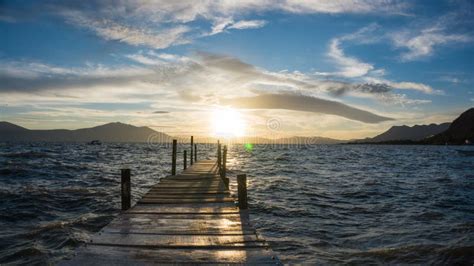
[60,160,280,265]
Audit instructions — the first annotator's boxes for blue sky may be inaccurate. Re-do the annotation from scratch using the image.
[0,0,473,139]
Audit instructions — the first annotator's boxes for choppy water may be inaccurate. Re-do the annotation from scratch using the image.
[0,143,473,265]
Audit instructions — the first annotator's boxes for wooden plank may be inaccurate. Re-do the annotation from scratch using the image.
[101,226,256,235]
[146,190,229,195]
[145,193,231,197]
[153,182,224,187]
[125,205,240,214]
[142,195,231,199]
[138,198,236,204]
[120,213,248,220]
[157,179,222,183]
[153,182,223,186]
[160,175,221,180]
[152,184,224,188]
[150,186,225,190]
[60,245,279,265]
[151,184,224,188]
[106,213,250,224]
[134,202,238,208]
[100,225,255,235]
[89,233,266,248]
[150,186,226,190]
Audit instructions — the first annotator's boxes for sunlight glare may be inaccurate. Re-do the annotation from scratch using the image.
[211,108,246,138]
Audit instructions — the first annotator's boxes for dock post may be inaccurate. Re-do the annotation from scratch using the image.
[223,176,229,189]
[121,169,131,211]
[194,144,197,162]
[184,150,187,170]
[171,139,177,175]
[190,136,194,165]
[237,174,248,209]
[222,145,227,177]
[217,141,221,170]
[222,145,229,188]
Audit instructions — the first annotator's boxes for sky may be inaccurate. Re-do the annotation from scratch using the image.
[0,0,473,140]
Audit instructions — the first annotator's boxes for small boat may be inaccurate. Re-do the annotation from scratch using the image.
[88,140,102,145]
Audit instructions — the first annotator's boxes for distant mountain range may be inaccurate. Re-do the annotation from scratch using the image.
[355,123,451,143]
[0,121,343,144]
[0,122,172,143]
[352,107,474,145]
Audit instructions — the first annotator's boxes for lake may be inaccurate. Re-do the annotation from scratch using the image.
[0,143,473,264]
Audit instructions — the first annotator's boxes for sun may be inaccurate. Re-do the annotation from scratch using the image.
[211,108,246,138]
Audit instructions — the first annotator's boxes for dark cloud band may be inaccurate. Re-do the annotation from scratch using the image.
[222,93,393,123]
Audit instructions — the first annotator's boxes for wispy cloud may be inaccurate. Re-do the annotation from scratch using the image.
[278,0,409,15]
[389,11,473,61]
[390,26,471,61]
[208,19,267,35]
[65,10,191,49]
[4,1,410,49]
[439,76,463,84]
[327,38,374,78]
[317,24,443,102]
[228,19,266,30]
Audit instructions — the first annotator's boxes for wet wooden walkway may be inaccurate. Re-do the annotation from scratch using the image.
[61,160,280,265]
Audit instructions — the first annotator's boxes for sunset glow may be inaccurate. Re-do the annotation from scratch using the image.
[211,108,246,138]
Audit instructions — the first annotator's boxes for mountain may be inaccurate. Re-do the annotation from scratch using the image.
[271,136,344,145]
[0,122,172,143]
[174,135,344,145]
[358,123,451,143]
[0,121,28,132]
[424,108,474,145]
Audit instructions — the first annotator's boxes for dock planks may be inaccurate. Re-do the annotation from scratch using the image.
[60,160,280,265]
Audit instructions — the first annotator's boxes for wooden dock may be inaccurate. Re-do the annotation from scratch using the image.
[61,144,280,265]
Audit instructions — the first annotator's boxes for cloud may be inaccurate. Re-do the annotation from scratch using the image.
[388,12,473,61]
[320,24,384,78]
[65,11,191,49]
[4,1,409,49]
[277,0,408,15]
[0,52,433,109]
[363,77,441,95]
[328,38,374,78]
[178,90,202,102]
[228,19,266,30]
[209,18,234,35]
[389,81,441,94]
[208,18,267,35]
[125,53,164,66]
[318,25,443,99]
[391,27,471,61]
[0,61,154,92]
[222,93,393,123]
[439,76,463,84]
[193,52,404,101]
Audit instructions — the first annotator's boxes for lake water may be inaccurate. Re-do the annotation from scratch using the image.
[0,143,473,264]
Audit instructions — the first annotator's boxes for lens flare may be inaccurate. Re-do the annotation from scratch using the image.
[244,143,253,152]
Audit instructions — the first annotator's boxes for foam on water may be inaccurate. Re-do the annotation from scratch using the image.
[0,143,473,264]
